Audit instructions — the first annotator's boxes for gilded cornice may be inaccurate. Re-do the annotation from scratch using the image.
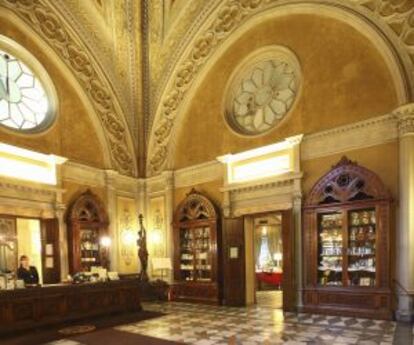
[147,0,414,176]
[1,0,137,176]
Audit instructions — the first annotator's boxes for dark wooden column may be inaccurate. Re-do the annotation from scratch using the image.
[222,217,245,306]
[282,209,296,312]
[41,218,61,284]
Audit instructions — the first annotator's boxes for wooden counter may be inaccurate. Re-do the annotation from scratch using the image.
[0,279,142,335]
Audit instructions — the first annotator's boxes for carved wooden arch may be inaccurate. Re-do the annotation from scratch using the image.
[305,156,391,207]
[174,189,217,224]
[67,190,109,226]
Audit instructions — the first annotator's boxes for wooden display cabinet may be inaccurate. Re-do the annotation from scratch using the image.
[172,189,221,304]
[303,157,393,320]
[66,190,110,274]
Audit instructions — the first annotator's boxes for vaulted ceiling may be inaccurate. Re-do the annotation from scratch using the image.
[1,0,414,177]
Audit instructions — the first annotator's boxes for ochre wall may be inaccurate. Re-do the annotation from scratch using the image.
[0,15,106,169]
[174,179,223,210]
[302,142,399,200]
[62,181,107,209]
[174,14,399,169]
[173,142,399,213]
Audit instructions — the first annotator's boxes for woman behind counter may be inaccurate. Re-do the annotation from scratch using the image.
[17,255,39,285]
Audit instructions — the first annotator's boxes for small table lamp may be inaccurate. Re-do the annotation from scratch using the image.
[151,257,172,281]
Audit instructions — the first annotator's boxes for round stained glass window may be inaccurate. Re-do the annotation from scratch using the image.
[225,46,301,136]
[0,36,57,133]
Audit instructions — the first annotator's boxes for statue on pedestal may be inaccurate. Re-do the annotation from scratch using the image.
[137,214,149,282]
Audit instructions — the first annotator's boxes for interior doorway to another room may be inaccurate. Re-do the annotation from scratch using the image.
[0,217,43,284]
[245,212,284,309]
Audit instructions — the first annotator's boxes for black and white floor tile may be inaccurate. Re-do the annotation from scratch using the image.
[47,301,412,345]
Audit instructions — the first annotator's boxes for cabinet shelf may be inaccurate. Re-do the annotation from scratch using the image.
[318,267,343,272]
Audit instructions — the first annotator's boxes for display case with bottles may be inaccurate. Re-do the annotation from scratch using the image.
[173,189,221,304]
[67,190,109,274]
[303,157,392,319]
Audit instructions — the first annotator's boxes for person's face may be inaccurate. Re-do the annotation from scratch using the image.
[21,258,29,268]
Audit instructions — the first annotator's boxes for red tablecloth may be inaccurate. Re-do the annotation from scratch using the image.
[256,272,283,286]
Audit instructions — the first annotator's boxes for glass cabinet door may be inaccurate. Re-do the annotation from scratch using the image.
[347,208,376,287]
[318,212,344,286]
[179,228,194,281]
[194,227,211,282]
[80,228,100,270]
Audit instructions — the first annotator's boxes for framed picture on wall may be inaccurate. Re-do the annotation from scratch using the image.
[229,246,239,259]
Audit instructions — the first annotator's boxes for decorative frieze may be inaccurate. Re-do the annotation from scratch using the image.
[169,113,399,188]
[302,114,397,160]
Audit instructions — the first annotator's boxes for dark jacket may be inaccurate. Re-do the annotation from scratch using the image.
[17,266,39,285]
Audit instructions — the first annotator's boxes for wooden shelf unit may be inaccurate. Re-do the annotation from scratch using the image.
[303,157,393,320]
[172,189,221,304]
[66,190,109,274]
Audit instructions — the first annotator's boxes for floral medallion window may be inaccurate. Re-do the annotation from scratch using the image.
[0,36,57,133]
[225,46,301,136]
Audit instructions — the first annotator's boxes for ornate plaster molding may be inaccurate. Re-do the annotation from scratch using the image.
[223,172,303,217]
[174,161,224,188]
[62,161,140,196]
[1,0,137,176]
[147,0,414,176]
[168,113,399,189]
[0,177,64,218]
[301,114,398,160]
[393,103,414,136]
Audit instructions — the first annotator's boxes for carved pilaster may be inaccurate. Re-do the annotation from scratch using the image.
[105,170,119,271]
[55,202,68,280]
[394,103,414,137]
[163,171,174,283]
[222,190,231,217]
[292,195,303,308]
[394,103,414,321]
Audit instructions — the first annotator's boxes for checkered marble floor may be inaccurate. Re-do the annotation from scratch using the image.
[115,302,398,345]
[46,301,411,345]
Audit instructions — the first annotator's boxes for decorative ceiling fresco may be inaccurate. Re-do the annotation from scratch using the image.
[1,0,413,177]
[146,0,414,175]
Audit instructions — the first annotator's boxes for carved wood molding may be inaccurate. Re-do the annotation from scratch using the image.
[147,0,414,176]
[1,0,137,177]
[174,189,217,223]
[67,189,109,225]
[305,156,391,206]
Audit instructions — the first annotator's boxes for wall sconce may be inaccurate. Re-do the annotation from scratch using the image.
[100,236,112,248]
[121,231,136,245]
[100,236,111,269]
[149,230,162,245]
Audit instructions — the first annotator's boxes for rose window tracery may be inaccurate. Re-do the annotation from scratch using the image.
[225,46,301,135]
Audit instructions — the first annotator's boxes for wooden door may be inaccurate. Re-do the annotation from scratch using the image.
[222,217,245,306]
[282,209,296,312]
[41,218,61,284]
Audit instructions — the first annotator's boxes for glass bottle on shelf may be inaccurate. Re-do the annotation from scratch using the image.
[318,212,343,287]
[347,209,376,287]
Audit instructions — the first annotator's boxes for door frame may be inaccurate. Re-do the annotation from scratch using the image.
[0,214,61,284]
[244,209,296,311]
